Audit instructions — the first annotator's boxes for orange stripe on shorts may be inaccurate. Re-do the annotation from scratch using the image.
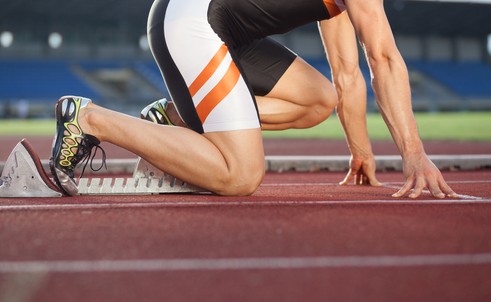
[189,44,229,97]
[196,61,241,124]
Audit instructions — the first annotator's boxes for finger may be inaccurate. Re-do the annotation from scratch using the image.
[392,178,414,198]
[365,170,383,187]
[408,178,426,199]
[355,171,363,185]
[446,191,460,199]
[355,171,367,185]
[429,188,445,199]
[439,179,459,198]
[428,180,445,199]
[339,170,355,186]
[430,189,445,199]
[368,176,383,187]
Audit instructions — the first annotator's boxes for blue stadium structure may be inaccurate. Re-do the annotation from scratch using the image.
[0,0,490,117]
[0,59,100,99]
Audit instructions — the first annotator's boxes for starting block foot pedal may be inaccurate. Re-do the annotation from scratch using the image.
[133,157,204,193]
[75,157,204,195]
[0,139,63,198]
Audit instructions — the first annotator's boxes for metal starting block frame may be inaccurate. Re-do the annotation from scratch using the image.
[0,139,62,197]
[0,139,204,198]
[77,157,203,195]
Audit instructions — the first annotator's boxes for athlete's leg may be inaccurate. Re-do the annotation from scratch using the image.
[257,57,337,130]
[151,56,338,131]
[236,38,337,130]
[78,103,264,196]
[57,0,266,196]
[143,0,265,195]
[155,56,338,131]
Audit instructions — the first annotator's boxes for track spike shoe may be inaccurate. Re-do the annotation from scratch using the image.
[50,96,106,196]
[140,98,174,125]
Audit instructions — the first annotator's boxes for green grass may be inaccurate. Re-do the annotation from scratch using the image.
[0,119,56,136]
[262,112,491,141]
[1,112,491,141]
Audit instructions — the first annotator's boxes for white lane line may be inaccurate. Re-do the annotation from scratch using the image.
[0,198,490,212]
[268,180,487,200]
[1,253,491,273]
[447,180,491,184]
[264,182,485,200]
[262,180,491,187]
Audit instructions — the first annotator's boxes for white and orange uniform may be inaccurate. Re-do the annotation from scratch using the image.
[147,0,346,133]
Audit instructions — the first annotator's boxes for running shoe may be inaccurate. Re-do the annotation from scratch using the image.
[140,98,174,125]
[50,96,106,196]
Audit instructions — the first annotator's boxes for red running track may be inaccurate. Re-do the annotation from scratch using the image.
[2,136,491,159]
[1,170,491,302]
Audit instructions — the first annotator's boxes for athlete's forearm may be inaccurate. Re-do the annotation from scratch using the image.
[334,69,373,159]
[368,51,425,157]
[345,0,425,157]
[318,16,372,158]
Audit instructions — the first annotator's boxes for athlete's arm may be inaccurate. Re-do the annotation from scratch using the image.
[319,13,380,186]
[344,0,457,198]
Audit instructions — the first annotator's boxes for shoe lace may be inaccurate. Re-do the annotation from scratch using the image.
[79,144,107,179]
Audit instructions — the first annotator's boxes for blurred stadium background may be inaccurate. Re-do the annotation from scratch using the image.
[0,0,490,118]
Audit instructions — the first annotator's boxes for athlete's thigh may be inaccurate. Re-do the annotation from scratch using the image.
[238,38,332,107]
[236,38,296,96]
[147,0,260,134]
[204,128,265,177]
[267,56,333,107]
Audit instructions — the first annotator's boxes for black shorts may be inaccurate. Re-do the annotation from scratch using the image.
[236,38,296,96]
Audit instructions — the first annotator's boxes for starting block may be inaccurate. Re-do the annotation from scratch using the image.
[77,157,203,195]
[0,140,62,197]
[0,139,204,198]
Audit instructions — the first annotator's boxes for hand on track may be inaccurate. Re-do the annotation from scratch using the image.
[393,154,459,199]
[339,156,382,186]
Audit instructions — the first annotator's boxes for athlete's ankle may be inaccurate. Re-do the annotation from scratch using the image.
[78,103,101,141]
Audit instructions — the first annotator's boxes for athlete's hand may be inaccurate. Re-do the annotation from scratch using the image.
[393,153,459,199]
[339,156,382,186]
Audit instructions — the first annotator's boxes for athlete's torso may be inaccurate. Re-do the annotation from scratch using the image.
[208,0,346,47]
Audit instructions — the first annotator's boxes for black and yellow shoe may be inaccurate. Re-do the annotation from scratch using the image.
[49,96,105,196]
[140,98,174,125]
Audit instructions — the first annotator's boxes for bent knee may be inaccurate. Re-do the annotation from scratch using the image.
[300,84,338,128]
[214,164,265,196]
[319,84,338,118]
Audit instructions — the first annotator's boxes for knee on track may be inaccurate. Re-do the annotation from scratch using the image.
[213,165,265,196]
